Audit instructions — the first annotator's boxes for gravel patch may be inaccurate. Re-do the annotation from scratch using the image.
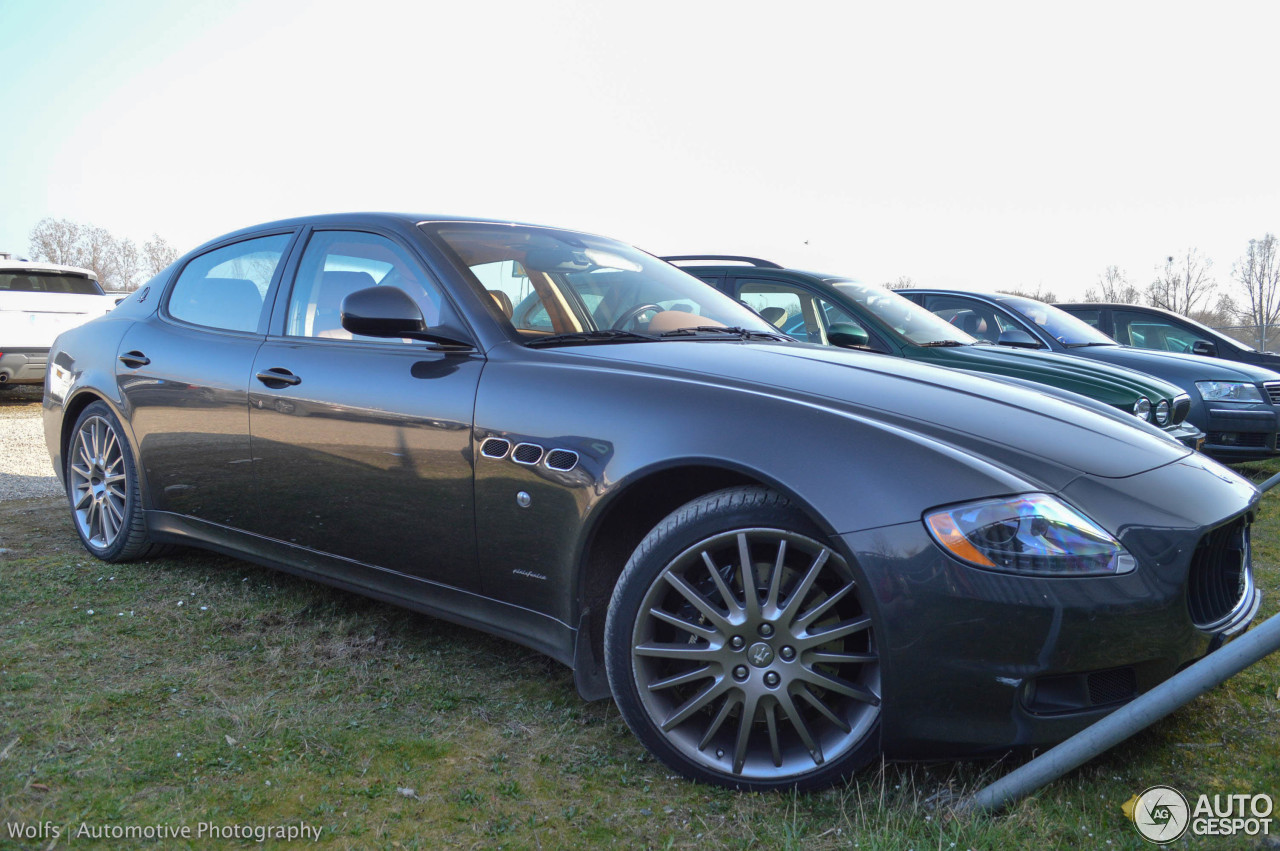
[0,386,64,501]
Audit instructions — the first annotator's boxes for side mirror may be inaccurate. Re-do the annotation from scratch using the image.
[341,287,471,348]
[996,328,1042,349]
[1191,340,1218,357]
[828,323,870,349]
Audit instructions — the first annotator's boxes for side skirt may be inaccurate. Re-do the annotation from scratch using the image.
[145,510,578,669]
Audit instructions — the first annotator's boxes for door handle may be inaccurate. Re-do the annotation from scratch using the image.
[256,368,302,388]
[118,351,150,368]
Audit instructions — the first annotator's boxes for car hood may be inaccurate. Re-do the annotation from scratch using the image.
[910,343,1184,408]
[1064,345,1280,387]
[553,341,1190,482]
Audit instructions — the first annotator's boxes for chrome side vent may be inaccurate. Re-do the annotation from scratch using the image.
[512,443,544,465]
[545,449,579,471]
[480,438,511,459]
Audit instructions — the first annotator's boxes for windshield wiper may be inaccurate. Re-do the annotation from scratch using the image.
[1061,341,1118,348]
[658,325,793,342]
[525,329,659,348]
[918,340,968,347]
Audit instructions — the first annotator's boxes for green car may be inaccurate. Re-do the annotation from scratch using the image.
[666,256,1204,448]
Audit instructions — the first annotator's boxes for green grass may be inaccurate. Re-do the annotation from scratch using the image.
[1,460,1278,849]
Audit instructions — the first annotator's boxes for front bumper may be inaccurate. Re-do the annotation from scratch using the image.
[0,348,49,385]
[1200,405,1280,461]
[1166,420,1206,451]
[839,454,1261,759]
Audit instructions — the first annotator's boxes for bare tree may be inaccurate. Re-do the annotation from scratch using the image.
[1189,292,1239,329]
[997,285,1059,303]
[27,217,179,291]
[884,275,915,290]
[28,218,85,267]
[115,238,142,290]
[1147,248,1215,316]
[143,234,179,278]
[1233,234,1280,350]
[1083,265,1143,304]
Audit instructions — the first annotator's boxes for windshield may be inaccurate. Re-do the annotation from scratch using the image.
[831,281,977,346]
[998,296,1117,346]
[0,271,103,295]
[421,223,775,342]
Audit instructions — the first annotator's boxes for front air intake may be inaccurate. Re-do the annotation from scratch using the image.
[480,438,511,459]
[545,449,579,471]
[512,443,544,465]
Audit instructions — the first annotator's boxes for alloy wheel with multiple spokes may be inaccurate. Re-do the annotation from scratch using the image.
[608,489,881,790]
[65,401,162,562]
[69,414,129,550]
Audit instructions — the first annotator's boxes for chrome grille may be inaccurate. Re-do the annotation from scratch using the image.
[512,443,544,465]
[545,449,579,471]
[1171,394,1191,424]
[1186,516,1251,629]
[480,437,511,459]
[1265,382,1280,405]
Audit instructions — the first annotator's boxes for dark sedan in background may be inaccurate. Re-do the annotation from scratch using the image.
[44,214,1261,790]
[1056,301,1280,370]
[901,289,1280,462]
[666,256,1202,448]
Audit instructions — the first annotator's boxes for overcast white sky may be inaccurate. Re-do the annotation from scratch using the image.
[3,0,1278,299]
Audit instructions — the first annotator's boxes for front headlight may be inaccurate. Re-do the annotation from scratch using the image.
[1195,381,1264,403]
[925,493,1137,576]
[1133,396,1151,420]
[1155,398,1170,425]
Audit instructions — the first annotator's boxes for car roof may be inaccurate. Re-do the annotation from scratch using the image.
[0,259,98,279]
[1057,302,1182,317]
[661,257,856,285]
[200,212,605,245]
[899,288,1009,300]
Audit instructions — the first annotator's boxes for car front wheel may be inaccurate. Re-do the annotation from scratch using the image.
[604,487,881,791]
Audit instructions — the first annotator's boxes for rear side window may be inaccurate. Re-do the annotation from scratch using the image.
[167,234,291,332]
[0,272,103,295]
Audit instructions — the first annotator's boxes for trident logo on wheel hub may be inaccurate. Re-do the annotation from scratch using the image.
[747,642,775,667]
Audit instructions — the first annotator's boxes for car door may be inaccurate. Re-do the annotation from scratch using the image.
[246,229,485,590]
[117,232,295,529]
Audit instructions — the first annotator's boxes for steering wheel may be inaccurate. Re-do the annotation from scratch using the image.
[611,303,663,331]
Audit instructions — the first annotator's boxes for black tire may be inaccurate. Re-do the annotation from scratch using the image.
[604,486,881,791]
[65,401,167,562]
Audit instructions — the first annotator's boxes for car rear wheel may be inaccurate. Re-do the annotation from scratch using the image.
[605,486,881,791]
[67,401,165,562]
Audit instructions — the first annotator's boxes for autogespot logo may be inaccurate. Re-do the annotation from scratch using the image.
[1126,785,1190,843]
[1124,785,1276,842]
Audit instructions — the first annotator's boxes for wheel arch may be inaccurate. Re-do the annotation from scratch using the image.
[570,459,840,701]
[58,390,143,495]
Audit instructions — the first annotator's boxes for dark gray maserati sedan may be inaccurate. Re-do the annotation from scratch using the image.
[43,213,1261,791]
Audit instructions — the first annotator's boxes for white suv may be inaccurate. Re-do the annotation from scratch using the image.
[1,257,119,389]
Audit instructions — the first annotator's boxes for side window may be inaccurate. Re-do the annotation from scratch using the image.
[285,231,451,342]
[1113,310,1209,353]
[167,234,291,332]
[737,280,819,342]
[1069,308,1103,329]
[923,296,1003,343]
